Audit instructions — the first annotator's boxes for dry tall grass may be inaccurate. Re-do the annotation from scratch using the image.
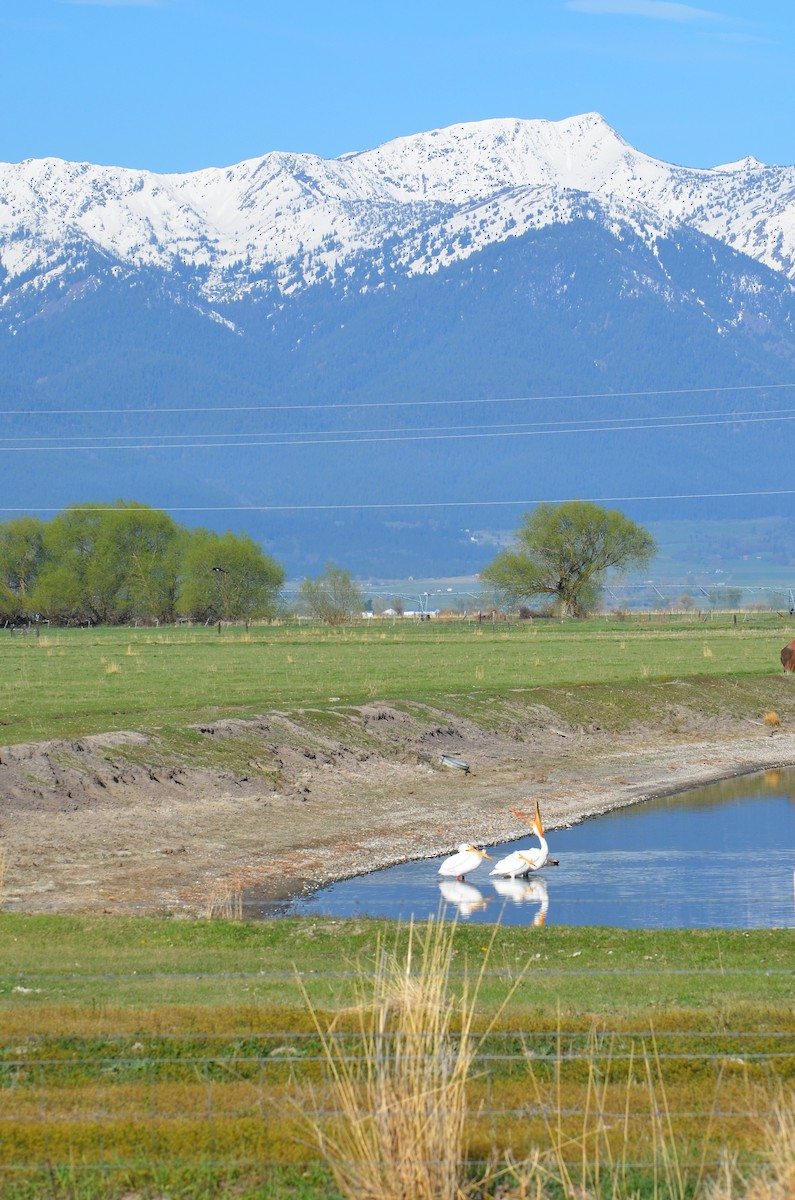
[757,1096,795,1199]
[505,1031,707,1200]
[299,926,795,1200]
[202,875,243,920]
[704,1093,795,1200]
[492,1064,795,1200]
[296,917,795,1200]
[299,917,517,1200]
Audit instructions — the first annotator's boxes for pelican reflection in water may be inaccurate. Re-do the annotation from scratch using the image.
[492,876,549,925]
[438,880,491,918]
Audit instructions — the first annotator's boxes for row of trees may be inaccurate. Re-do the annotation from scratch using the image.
[295,504,655,623]
[0,503,285,625]
[0,499,655,626]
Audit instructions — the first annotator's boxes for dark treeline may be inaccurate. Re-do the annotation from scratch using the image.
[0,502,285,625]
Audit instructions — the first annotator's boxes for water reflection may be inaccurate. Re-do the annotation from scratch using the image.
[491,876,549,925]
[437,881,491,918]
[253,769,795,929]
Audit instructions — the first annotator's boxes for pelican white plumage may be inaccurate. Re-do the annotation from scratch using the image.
[490,805,549,877]
[438,843,494,880]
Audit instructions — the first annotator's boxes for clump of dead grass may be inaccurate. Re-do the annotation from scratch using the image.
[490,1031,704,1200]
[298,917,521,1200]
[295,919,795,1200]
[704,1092,795,1200]
[202,875,243,921]
[492,1067,795,1200]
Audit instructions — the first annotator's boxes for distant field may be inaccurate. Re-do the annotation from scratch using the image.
[2,611,793,745]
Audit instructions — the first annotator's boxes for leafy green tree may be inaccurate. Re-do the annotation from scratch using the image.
[3,503,286,626]
[0,578,19,621]
[0,516,46,617]
[32,504,124,624]
[178,528,284,621]
[299,563,364,625]
[30,501,176,624]
[109,504,183,623]
[480,501,656,617]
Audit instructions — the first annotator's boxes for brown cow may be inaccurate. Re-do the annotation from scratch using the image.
[781,640,795,671]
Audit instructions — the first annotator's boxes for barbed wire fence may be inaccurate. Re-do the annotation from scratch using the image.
[2,969,794,1184]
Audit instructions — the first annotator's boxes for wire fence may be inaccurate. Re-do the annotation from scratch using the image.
[1,1024,793,1180]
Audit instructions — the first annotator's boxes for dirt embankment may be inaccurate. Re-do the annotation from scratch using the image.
[2,697,795,915]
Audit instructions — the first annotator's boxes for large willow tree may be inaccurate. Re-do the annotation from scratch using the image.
[481,501,656,617]
[178,528,285,622]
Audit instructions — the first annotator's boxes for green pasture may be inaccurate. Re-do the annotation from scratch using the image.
[1,611,793,745]
[1,917,794,1200]
[2,915,794,1015]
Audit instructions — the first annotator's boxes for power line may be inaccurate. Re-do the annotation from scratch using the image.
[2,405,795,445]
[1,380,794,418]
[2,487,795,514]
[2,410,795,452]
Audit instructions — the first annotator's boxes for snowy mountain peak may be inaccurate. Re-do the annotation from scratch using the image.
[1,114,795,321]
[712,155,767,173]
[346,113,634,200]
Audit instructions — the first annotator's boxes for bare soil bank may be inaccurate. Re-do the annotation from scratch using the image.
[2,695,794,915]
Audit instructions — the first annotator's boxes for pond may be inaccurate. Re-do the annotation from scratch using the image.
[252,769,795,928]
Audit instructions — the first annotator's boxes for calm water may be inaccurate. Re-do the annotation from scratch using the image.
[253,769,795,928]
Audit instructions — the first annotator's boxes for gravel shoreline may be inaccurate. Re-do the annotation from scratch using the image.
[3,716,795,915]
[240,731,795,908]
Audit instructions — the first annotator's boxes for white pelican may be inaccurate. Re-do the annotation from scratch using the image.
[438,843,494,880]
[438,880,491,918]
[490,806,549,877]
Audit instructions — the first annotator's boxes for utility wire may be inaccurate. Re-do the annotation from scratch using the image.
[2,405,795,444]
[1,410,795,451]
[2,487,795,513]
[1,380,794,418]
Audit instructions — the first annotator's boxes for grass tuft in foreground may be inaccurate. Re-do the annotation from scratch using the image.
[713,1093,795,1200]
[294,918,795,1200]
[299,916,488,1200]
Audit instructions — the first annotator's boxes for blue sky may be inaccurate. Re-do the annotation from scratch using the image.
[2,0,793,173]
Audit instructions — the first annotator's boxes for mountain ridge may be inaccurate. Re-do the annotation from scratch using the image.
[2,112,795,328]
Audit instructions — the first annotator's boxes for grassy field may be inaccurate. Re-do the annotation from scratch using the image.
[2,610,793,745]
[3,613,795,1197]
[1,915,794,1199]
[3,914,794,1013]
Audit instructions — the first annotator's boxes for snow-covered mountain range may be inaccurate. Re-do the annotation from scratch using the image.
[3,114,795,574]
[2,112,794,327]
